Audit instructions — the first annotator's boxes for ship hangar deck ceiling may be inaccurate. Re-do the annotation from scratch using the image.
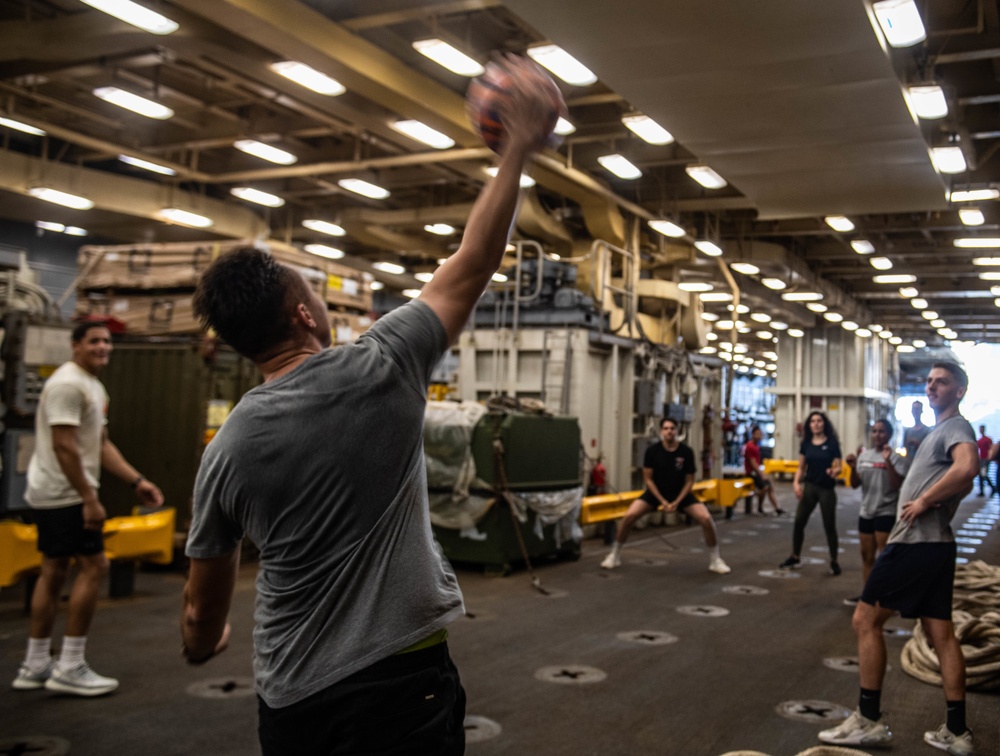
[2,0,1000,351]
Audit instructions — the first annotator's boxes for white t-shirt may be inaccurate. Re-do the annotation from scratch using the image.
[26,361,108,509]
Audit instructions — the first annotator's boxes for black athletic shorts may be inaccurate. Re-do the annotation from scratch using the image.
[32,504,104,558]
[858,515,896,534]
[639,492,699,511]
[749,470,771,491]
[860,542,957,620]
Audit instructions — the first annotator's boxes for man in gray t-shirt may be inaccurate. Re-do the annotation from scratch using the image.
[819,363,980,754]
[178,56,564,756]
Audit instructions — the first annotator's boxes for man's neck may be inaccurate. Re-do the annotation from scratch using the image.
[933,404,960,424]
[257,340,325,382]
[662,439,679,451]
[71,358,99,377]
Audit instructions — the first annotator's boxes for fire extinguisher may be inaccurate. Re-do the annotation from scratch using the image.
[589,458,607,496]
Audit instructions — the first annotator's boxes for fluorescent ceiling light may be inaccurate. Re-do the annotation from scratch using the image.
[678,282,714,292]
[896,344,914,352]
[716,320,736,330]
[931,146,967,174]
[93,86,173,120]
[597,153,642,179]
[870,256,893,270]
[303,243,344,260]
[339,178,390,199]
[622,115,674,145]
[491,272,508,283]
[234,139,297,165]
[424,224,456,236]
[869,325,884,333]
[35,220,64,232]
[823,312,844,323]
[872,0,927,47]
[979,272,1000,280]
[0,116,46,136]
[851,239,875,254]
[931,318,946,327]
[806,303,828,313]
[761,277,787,290]
[907,85,948,119]
[825,215,855,232]
[889,336,903,345]
[64,226,87,236]
[526,44,597,86]
[781,291,824,302]
[269,61,345,96]
[913,339,926,347]
[873,274,916,284]
[302,219,346,236]
[855,328,873,338]
[369,281,385,291]
[80,0,178,34]
[694,240,723,257]
[28,187,94,210]
[706,332,719,341]
[842,321,859,331]
[484,166,536,188]
[992,286,1000,295]
[118,154,175,175]
[750,313,771,323]
[728,304,750,314]
[898,287,919,298]
[699,292,733,302]
[698,346,718,355]
[878,331,893,339]
[685,165,727,189]
[788,328,805,338]
[701,312,720,322]
[402,289,421,298]
[921,310,938,319]
[554,117,576,136]
[972,257,1000,265]
[755,331,773,340]
[159,207,212,228]
[414,272,435,283]
[730,262,760,275]
[949,188,999,202]
[911,298,929,309]
[373,261,406,275]
[390,119,455,149]
[230,187,285,207]
[771,322,788,331]
[954,238,1000,248]
[648,219,685,237]
[412,39,484,77]
[959,207,985,226]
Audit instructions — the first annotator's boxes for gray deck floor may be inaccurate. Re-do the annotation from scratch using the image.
[1,482,997,756]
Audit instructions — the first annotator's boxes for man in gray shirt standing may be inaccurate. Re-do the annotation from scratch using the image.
[819,362,979,755]
[179,57,563,756]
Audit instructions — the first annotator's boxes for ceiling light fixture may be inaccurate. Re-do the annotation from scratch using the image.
[958,207,985,226]
[269,61,345,96]
[597,153,642,179]
[414,272,435,283]
[756,331,774,340]
[159,207,213,228]
[878,330,893,339]
[930,318,947,328]
[781,291,824,302]
[0,116,46,136]
[93,86,173,119]
[913,339,926,347]
[424,224,456,236]
[622,114,675,145]
[402,289,421,298]
[730,262,760,275]
[685,165,727,189]
[694,240,723,257]
[230,187,285,207]
[972,257,1000,265]
[303,243,345,260]
[27,187,94,210]
[302,219,346,236]
[338,178,390,199]
[761,277,787,290]
[373,261,406,275]
[699,292,733,302]
[842,321,859,331]
[526,44,597,86]
[390,119,455,149]
[554,117,576,136]
[921,310,938,319]
[771,322,789,331]
[898,287,919,298]
[825,215,855,232]
[701,312,720,322]
[484,166,536,187]
[889,336,903,345]
[931,146,967,174]
[870,256,893,270]
[948,188,999,202]
[234,139,297,165]
[896,344,914,352]
[678,282,714,292]
[411,39,484,77]
[80,0,178,34]
[955,238,1000,247]
[911,298,929,309]
[750,313,772,323]
[788,328,805,338]
[648,219,685,238]
[872,0,927,47]
[979,272,1000,280]
[118,154,175,175]
[492,272,508,282]
[855,328,873,338]
[907,84,948,119]
[824,312,844,323]
[369,281,384,291]
[851,239,875,254]
[36,220,86,236]
[806,303,828,313]
[873,274,917,284]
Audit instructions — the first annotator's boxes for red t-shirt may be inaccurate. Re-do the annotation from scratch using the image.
[978,435,993,460]
[744,440,761,474]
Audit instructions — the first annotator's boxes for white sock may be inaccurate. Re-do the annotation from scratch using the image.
[611,543,622,557]
[710,545,721,561]
[25,637,52,671]
[58,636,87,671]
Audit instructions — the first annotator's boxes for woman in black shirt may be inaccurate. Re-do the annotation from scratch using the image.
[780,411,843,575]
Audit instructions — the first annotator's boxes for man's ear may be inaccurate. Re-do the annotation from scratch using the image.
[294,302,316,329]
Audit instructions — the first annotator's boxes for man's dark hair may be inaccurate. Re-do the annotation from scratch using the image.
[71,320,109,343]
[193,247,304,360]
[931,361,969,389]
[751,425,761,434]
[661,417,679,429]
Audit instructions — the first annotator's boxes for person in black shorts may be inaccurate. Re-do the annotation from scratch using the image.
[600,417,731,574]
[819,362,979,755]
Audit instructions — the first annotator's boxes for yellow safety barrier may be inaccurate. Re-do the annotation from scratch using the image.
[579,490,643,525]
[0,508,176,588]
[693,477,756,508]
[762,458,850,483]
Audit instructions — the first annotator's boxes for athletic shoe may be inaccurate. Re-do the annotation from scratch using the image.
[779,555,801,569]
[11,661,54,690]
[924,724,975,755]
[774,508,786,516]
[843,595,861,607]
[830,561,842,576]
[600,551,621,570]
[818,708,893,747]
[44,663,118,697]
[709,557,732,574]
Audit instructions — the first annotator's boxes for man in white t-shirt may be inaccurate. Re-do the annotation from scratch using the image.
[12,322,163,697]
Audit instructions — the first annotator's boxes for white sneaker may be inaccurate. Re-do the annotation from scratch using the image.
[709,557,731,574]
[818,708,892,747]
[11,661,54,690]
[600,550,621,569]
[924,724,975,756]
[44,663,118,697]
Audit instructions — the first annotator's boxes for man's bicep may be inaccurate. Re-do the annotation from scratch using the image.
[50,425,79,451]
[187,551,239,611]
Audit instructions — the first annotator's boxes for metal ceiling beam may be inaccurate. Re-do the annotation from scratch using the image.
[341,1,503,31]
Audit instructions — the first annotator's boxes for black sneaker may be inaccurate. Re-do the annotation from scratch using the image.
[830,561,842,576]
[779,555,801,569]
[843,595,861,606]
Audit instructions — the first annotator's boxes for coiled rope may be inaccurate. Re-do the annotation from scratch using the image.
[900,561,1000,691]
